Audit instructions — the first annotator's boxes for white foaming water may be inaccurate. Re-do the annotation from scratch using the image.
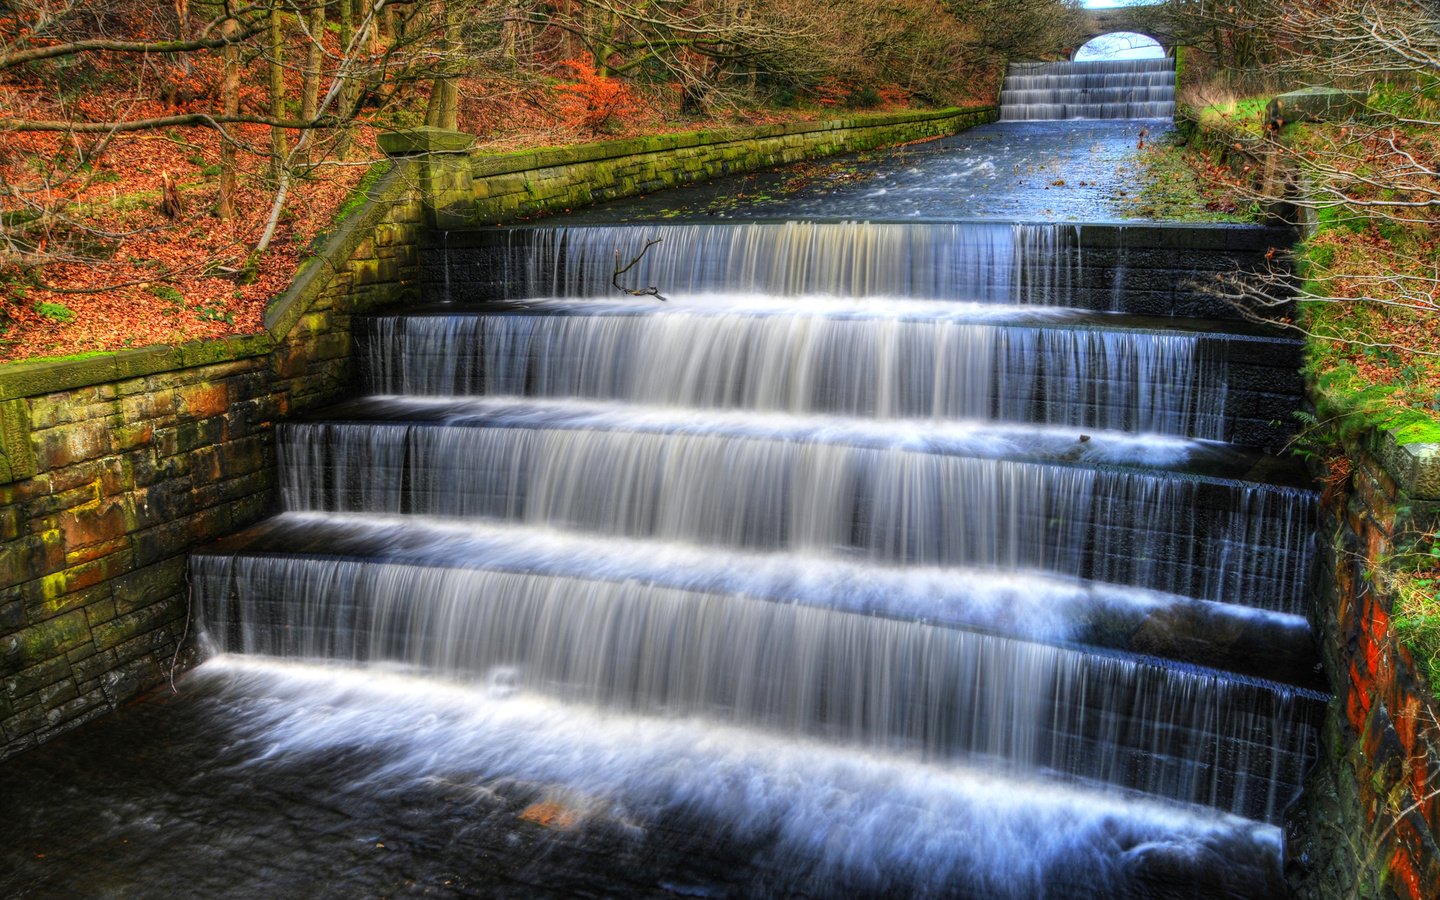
[203,510,1311,650]
[493,221,1080,304]
[194,655,1286,897]
[363,307,1231,439]
[194,546,1320,820]
[278,419,1316,611]
[1000,59,1177,121]
[347,395,1214,467]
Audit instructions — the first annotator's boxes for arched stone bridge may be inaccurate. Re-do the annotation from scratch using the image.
[1070,6,1176,58]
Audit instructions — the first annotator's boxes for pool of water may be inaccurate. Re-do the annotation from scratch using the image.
[0,657,1290,899]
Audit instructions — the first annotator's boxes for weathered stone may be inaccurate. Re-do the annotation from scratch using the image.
[1266,88,1369,130]
[3,650,75,698]
[111,557,186,616]
[91,600,178,654]
[1,610,90,676]
[377,127,475,156]
[1375,432,1440,502]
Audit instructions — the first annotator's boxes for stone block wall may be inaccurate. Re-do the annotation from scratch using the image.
[1293,434,1440,899]
[0,166,427,761]
[0,107,991,761]
[457,108,996,221]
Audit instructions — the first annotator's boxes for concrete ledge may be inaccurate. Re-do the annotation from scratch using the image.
[1266,88,1368,130]
[1375,431,1440,502]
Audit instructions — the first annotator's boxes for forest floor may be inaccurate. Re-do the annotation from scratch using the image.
[0,65,907,363]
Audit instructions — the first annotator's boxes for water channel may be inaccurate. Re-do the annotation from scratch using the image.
[0,59,1325,899]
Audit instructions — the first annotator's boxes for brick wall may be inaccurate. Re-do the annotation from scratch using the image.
[0,107,991,761]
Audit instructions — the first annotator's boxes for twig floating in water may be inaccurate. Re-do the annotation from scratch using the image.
[613,238,667,301]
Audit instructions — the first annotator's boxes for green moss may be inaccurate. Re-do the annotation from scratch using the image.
[1390,551,1440,701]
[331,160,390,226]
[14,349,109,364]
[1388,415,1440,446]
[33,301,77,324]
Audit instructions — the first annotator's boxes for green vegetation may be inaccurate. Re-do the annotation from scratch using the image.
[1119,133,1259,222]
[1166,41,1440,689]
[1393,544,1440,694]
[33,301,76,323]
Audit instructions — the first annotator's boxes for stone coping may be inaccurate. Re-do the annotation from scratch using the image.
[468,108,989,178]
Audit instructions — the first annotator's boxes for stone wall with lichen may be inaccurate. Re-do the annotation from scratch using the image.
[1291,432,1440,899]
[0,107,990,761]
[0,166,426,761]
[459,108,997,222]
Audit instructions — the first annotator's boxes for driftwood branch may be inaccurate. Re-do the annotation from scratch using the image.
[612,238,667,300]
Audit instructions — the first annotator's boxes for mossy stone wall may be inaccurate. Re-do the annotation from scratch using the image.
[458,108,997,222]
[1293,431,1440,900]
[0,107,991,761]
[0,166,426,761]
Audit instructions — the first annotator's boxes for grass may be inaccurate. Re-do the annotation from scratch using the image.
[1392,544,1440,695]
[1194,97,1270,135]
[1118,132,1260,222]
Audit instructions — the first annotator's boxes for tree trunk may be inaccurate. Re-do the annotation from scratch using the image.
[268,3,287,177]
[424,0,460,130]
[218,21,241,221]
[302,0,326,123]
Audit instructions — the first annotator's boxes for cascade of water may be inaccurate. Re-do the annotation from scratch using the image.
[194,511,1323,684]
[476,221,1080,303]
[184,656,1292,899]
[361,308,1232,439]
[277,416,1316,612]
[193,550,1321,823]
[1000,58,1177,121]
[190,132,1321,891]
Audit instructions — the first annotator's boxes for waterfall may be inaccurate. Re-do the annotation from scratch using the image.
[191,185,1318,891]
[360,309,1232,439]
[1001,58,1177,121]
[276,412,1314,612]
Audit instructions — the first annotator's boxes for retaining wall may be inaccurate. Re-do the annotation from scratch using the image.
[0,107,989,761]
[1293,431,1440,899]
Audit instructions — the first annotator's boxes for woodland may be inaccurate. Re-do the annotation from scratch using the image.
[0,0,1083,359]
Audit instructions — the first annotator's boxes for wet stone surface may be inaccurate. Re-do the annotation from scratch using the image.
[562,120,1168,224]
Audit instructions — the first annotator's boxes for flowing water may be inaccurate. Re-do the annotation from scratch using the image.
[1000,59,1177,121]
[1,65,1322,899]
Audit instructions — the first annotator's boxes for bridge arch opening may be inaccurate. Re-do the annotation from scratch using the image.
[1074,32,1166,62]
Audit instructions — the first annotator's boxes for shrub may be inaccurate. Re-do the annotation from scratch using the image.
[554,60,644,135]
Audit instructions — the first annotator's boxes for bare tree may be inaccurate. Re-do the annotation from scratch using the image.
[1160,0,1439,356]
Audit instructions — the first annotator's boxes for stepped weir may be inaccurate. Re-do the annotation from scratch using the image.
[103,61,1320,897]
[1001,58,1177,121]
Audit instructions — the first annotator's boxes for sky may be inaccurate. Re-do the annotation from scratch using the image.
[1075,32,1166,60]
[1078,0,1166,59]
